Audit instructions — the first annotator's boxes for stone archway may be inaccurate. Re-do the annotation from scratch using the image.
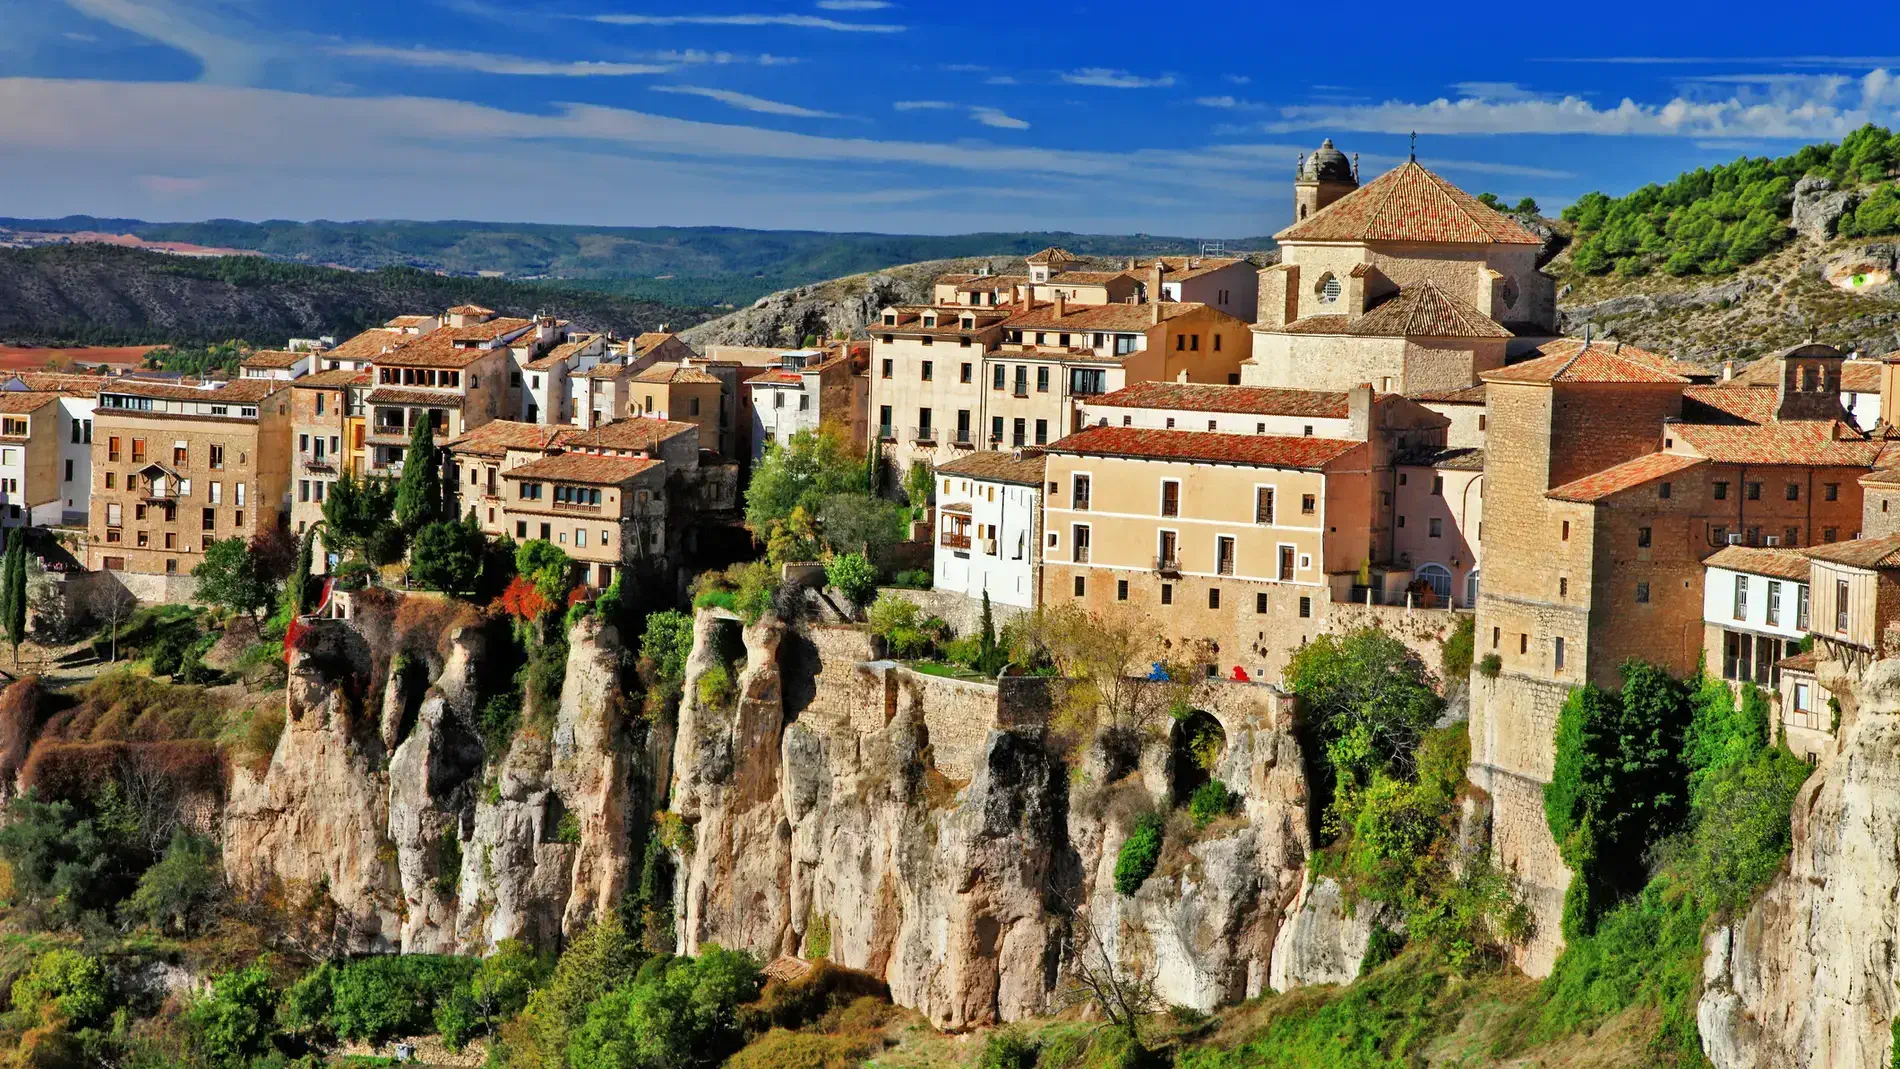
[1170,710,1227,804]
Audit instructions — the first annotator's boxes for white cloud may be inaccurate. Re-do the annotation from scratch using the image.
[1061,68,1175,89]
[1448,81,1542,101]
[970,106,1028,130]
[815,0,891,8]
[1223,74,1251,85]
[63,0,267,84]
[985,75,1019,86]
[645,50,801,66]
[1535,55,1900,67]
[893,100,954,110]
[942,63,986,73]
[652,85,845,119]
[1196,96,1264,111]
[587,12,903,33]
[334,45,672,77]
[1262,68,1900,139]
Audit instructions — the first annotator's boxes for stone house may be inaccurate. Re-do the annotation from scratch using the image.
[3,374,101,527]
[932,449,1045,612]
[518,332,611,425]
[497,452,667,590]
[746,346,866,460]
[239,350,312,381]
[0,393,65,527]
[289,368,371,550]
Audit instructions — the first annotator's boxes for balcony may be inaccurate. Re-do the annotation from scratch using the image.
[941,531,971,550]
[1154,556,1181,576]
[300,453,337,473]
[877,425,895,442]
[952,429,974,448]
[1012,384,1029,398]
[910,426,937,444]
[552,500,603,515]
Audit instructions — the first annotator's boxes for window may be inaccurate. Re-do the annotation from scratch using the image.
[1208,588,1221,609]
[516,521,527,538]
[1478,414,1488,432]
[1798,585,1810,629]
[1768,582,1782,626]
[1428,518,1443,538]
[1317,273,1340,303]
[1035,419,1048,445]
[1561,520,1570,540]
[1825,527,1838,542]
[1636,581,1650,603]
[689,397,700,416]
[1216,536,1235,575]
[1073,475,1091,510]
[1299,596,1312,618]
[1069,368,1107,395]
[993,365,1005,390]
[1747,481,1762,500]
[1256,592,1269,613]
[1278,545,1295,581]
[1837,579,1850,632]
[960,363,972,383]
[991,416,1003,444]
[1787,482,1800,501]
[174,445,188,466]
[1520,633,1528,654]
[64,459,72,482]
[1301,494,1316,515]
[1071,524,1090,564]
[1037,367,1049,393]
[1256,487,1274,524]
[1160,583,1173,605]
[1492,627,1500,648]
[202,507,215,531]
[105,472,115,489]
[164,532,175,549]
[1432,475,1444,496]
[1638,526,1652,547]
[1554,637,1566,672]
[1785,527,1799,546]
[1117,579,1128,601]
[1825,482,1840,501]
[298,480,309,503]
[1074,575,1086,597]
[921,360,933,381]
[106,503,121,526]
[108,436,121,462]
[880,359,893,379]
[773,391,785,410]
[1160,480,1180,517]
[131,438,145,463]
[1734,575,1749,620]
[1714,481,1729,500]
[1660,481,1672,499]
[576,529,588,548]
[878,406,892,438]
[1011,418,1026,446]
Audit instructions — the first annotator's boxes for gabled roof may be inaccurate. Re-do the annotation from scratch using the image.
[1024,246,1078,265]
[0,392,59,415]
[563,418,698,453]
[634,362,722,386]
[1408,384,1487,405]
[1142,256,1250,282]
[1545,452,1706,503]
[633,332,690,357]
[445,304,495,316]
[1806,533,1900,570]
[1683,385,1777,424]
[1533,338,1708,381]
[445,317,532,343]
[1275,160,1542,245]
[525,335,598,371]
[1088,381,1351,419]
[1704,545,1813,582]
[1349,282,1513,339]
[935,449,1048,486]
[6,372,108,397]
[1667,419,1888,467]
[1044,425,1362,469]
[446,420,577,458]
[102,378,286,403]
[364,387,465,409]
[1843,360,1883,393]
[240,350,304,370]
[291,368,371,389]
[1002,299,1205,333]
[325,327,415,361]
[1484,346,1692,386]
[502,452,661,487]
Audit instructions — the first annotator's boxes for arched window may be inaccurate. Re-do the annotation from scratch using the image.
[1418,563,1453,604]
[1316,273,1340,304]
[1464,569,1481,609]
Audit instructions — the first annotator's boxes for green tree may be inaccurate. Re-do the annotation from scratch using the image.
[1284,627,1444,818]
[193,537,274,618]
[410,513,486,595]
[746,426,866,551]
[11,948,109,1028]
[639,610,696,700]
[285,522,320,617]
[185,964,278,1067]
[978,589,999,671]
[2,534,24,662]
[567,946,762,1069]
[395,414,445,531]
[815,492,905,557]
[321,472,398,561]
[0,792,112,924]
[903,460,933,512]
[505,916,644,1067]
[516,538,574,602]
[122,830,221,935]
[824,551,878,610]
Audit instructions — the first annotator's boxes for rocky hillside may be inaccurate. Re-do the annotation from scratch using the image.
[0,243,717,347]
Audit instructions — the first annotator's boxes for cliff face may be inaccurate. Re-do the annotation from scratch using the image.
[668,610,1313,1028]
[223,611,644,956]
[1700,659,1900,1069]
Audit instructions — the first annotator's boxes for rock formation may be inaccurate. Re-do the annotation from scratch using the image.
[1699,659,1900,1069]
[1793,175,1860,244]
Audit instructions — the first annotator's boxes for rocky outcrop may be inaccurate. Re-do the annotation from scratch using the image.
[670,611,1313,1027]
[1699,658,1900,1069]
[1793,175,1859,244]
[680,258,1010,350]
[1267,876,1391,991]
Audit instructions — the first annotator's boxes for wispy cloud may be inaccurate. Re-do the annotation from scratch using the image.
[942,63,986,73]
[1261,68,1900,139]
[814,0,891,8]
[63,0,268,84]
[1535,55,1900,67]
[1062,68,1176,89]
[334,45,671,77]
[587,12,904,33]
[652,85,845,118]
[893,100,954,110]
[647,49,800,66]
[1223,74,1251,85]
[970,106,1029,130]
[1196,95,1264,111]
[1448,81,1544,101]
[985,75,1019,86]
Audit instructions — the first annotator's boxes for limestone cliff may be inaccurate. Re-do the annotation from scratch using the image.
[1699,659,1900,1069]
[668,609,1313,1028]
[223,607,645,956]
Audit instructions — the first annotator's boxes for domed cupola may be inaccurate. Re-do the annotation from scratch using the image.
[1293,138,1359,221]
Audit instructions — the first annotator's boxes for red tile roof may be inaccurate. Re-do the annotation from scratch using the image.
[1141,256,1251,282]
[446,420,577,458]
[1777,650,1817,672]
[1683,385,1777,424]
[1534,338,1709,380]
[1484,347,1691,385]
[6,372,108,397]
[1024,246,1077,265]
[1843,360,1882,393]
[1408,384,1487,405]
[1044,425,1362,469]
[1545,452,1706,503]
[1002,300,1204,333]
[635,362,722,385]
[364,387,465,409]
[0,392,59,414]
[240,350,305,369]
[934,449,1049,485]
[1275,160,1542,245]
[293,368,372,389]
[564,418,698,453]
[1806,533,1900,570]
[501,452,661,486]
[1348,282,1512,339]
[1668,420,1888,467]
[1089,381,1351,418]
[102,378,286,403]
[1704,545,1813,582]
[445,317,532,343]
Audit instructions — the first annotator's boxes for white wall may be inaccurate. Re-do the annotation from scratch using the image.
[1075,401,1352,438]
[752,383,819,459]
[933,475,1038,609]
[1702,565,1809,641]
[56,396,94,525]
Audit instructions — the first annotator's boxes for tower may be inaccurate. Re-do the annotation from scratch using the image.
[1293,138,1358,222]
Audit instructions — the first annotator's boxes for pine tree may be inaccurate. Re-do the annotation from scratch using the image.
[394,416,444,532]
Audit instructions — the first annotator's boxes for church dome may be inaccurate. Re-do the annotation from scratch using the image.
[1298,138,1354,183]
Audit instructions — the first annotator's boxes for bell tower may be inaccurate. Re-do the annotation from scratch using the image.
[1293,138,1358,222]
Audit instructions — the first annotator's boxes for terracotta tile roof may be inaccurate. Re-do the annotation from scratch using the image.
[1408,446,1485,471]
[364,387,465,409]
[947,273,1029,291]
[1142,256,1250,282]
[1843,360,1883,393]
[1003,300,1204,333]
[240,350,304,369]
[1777,650,1817,673]
[446,304,495,316]
[1089,381,1350,418]
[445,317,532,342]
[292,368,370,389]
[1704,545,1813,582]
[1024,247,1077,265]
[633,332,689,356]
[1348,282,1512,339]
[7,373,107,397]
[102,378,286,403]
[1408,384,1487,405]
[1279,314,1352,335]
[1045,270,1131,285]
[1683,385,1777,424]
[564,418,698,453]
[582,360,633,380]
[446,420,577,457]
[326,327,415,361]
[1045,425,1362,469]
[1805,533,1900,570]
[370,332,499,369]
[1484,347,1692,385]
[1534,338,1709,380]
[749,370,806,387]
[1545,452,1706,503]
[935,449,1048,486]
[385,314,434,328]
[502,452,661,486]
[1862,467,1900,488]
[634,362,722,386]
[525,336,598,371]
[1275,160,1542,245]
[1668,420,1886,466]
[0,392,59,414]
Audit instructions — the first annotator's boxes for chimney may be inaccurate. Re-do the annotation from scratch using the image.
[1150,262,1165,304]
[1348,383,1374,441]
[1053,291,1066,319]
[1151,300,1162,326]
[1880,355,1900,429]
[1126,257,1136,271]
[1722,359,1735,381]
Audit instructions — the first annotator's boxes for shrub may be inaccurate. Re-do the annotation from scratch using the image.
[888,568,932,590]
[824,552,878,610]
[1187,780,1239,827]
[478,692,523,756]
[325,955,478,1043]
[1477,653,1501,678]
[186,964,279,1067]
[725,1030,868,1069]
[122,830,221,935]
[1113,812,1164,895]
[11,948,109,1027]
[976,1028,1041,1069]
[1441,614,1474,682]
[556,812,582,845]
[1686,748,1813,913]
[565,944,762,1069]
[1286,628,1444,823]
[940,635,982,669]
[697,663,736,710]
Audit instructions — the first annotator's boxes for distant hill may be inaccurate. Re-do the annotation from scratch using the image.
[0,217,1273,309]
[0,244,718,348]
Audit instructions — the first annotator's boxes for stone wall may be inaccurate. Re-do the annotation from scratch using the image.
[65,567,202,612]
[876,585,1030,637]
[1324,602,1462,677]
[1466,669,1572,976]
[892,665,1000,783]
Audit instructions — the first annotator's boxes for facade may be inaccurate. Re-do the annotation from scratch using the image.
[86,378,294,576]
[517,331,610,424]
[747,347,864,459]
[630,362,726,454]
[0,394,65,527]
[932,450,1045,611]
[1394,446,1484,609]
[1700,545,1811,693]
[1142,256,1261,322]
[5,373,102,526]
[240,350,312,381]
[1039,425,1377,682]
[289,368,370,547]
[1245,144,1557,396]
[445,420,582,535]
[498,452,667,589]
[1805,533,1900,675]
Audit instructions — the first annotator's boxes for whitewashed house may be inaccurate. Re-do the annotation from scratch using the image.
[933,450,1045,612]
[1700,544,1810,693]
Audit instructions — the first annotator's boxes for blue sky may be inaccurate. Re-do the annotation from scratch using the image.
[7,1,1900,237]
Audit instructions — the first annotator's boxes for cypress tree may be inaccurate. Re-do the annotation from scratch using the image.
[288,524,318,616]
[394,415,443,532]
[4,536,26,664]
[978,589,997,670]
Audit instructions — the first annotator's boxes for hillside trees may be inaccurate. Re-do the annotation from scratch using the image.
[745,425,868,562]
[193,537,275,618]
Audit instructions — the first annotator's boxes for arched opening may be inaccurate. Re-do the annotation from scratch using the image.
[1417,563,1453,607]
[1170,710,1227,805]
[1314,272,1340,304]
